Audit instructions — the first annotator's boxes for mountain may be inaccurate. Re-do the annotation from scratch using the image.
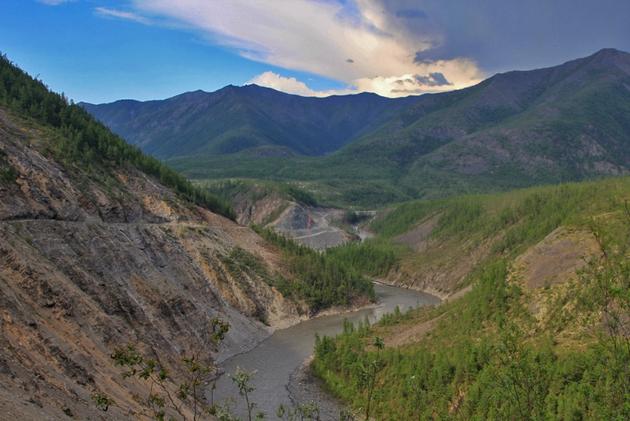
[83,49,630,207]
[0,56,376,419]
[81,85,417,158]
[346,47,630,190]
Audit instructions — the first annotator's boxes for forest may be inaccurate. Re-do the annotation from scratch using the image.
[253,226,377,312]
[311,177,630,419]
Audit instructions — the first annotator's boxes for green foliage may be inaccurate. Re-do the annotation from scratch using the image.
[373,178,630,255]
[165,51,630,208]
[205,178,318,208]
[282,183,318,206]
[325,240,399,278]
[0,54,235,219]
[91,392,114,412]
[276,401,323,421]
[230,367,259,421]
[109,317,230,420]
[253,226,375,312]
[172,153,413,208]
[378,306,413,326]
[342,210,369,225]
[312,184,630,420]
[370,200,441,237]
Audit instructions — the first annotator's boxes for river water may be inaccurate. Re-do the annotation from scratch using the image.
[211,283,440,418]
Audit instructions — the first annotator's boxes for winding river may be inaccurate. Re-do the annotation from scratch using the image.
[212,283,440,418]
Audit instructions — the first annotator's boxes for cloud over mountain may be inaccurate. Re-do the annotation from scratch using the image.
[91,0,630,98]
[122,0,483,97]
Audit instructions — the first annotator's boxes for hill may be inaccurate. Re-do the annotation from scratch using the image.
[84,49,630,206]
[312,176,630,419]
[0,55,374,419]
[349,47,630,196]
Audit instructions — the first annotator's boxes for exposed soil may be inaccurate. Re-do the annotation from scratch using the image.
[514,227,600,289]
[394,213,441,252]
[272,205,353,250]
[0,107,304,420]
[384,312,447,347]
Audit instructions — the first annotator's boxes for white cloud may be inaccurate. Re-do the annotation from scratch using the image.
[124,0,485,97]
[355,57,483,97]
[95,7,151,25]
[248,72,355,97]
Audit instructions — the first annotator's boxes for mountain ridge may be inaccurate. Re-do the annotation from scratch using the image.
[83,48,630,206]
[80,83,418,158]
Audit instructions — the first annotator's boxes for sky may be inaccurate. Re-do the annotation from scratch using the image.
[2,0,630,103]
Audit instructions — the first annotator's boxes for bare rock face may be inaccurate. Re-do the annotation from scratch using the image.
[0,108,300,419]
[229,183,354,250]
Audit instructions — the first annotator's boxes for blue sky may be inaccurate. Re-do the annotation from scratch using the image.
[0,1,346,102]
[2,1,630,103]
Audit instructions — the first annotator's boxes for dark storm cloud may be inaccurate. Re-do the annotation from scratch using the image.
[374,0,630,74]
[414,72,451,86]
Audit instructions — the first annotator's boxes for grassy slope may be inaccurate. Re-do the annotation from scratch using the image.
[312,177,630,419]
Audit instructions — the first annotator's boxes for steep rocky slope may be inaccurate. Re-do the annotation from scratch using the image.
[205,180,355,249]
[0,105,303,419]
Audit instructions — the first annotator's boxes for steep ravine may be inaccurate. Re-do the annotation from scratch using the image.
[0,108,305,419]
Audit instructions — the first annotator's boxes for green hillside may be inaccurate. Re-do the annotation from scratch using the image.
[81,86,416,158]
[312,176,630,419]
[165,49,630,207]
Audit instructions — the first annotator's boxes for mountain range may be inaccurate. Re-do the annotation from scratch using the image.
[81,87,416,158]
[83,48,630,205]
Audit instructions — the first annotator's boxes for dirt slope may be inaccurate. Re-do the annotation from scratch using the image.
[0,108,301,419]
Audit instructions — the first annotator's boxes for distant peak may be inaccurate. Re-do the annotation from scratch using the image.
[588,47,630,62]
[216,84,264,93]
[593,47,623,56]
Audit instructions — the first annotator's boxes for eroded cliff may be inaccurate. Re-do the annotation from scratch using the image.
[0,108,301,419]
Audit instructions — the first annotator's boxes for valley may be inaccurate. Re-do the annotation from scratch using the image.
[0,38,629,421]
[213,282,439,419]
[202,179,357,249]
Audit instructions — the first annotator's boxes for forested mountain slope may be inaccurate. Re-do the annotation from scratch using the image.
[81,85,416,158]
[85,49,630,207]
[163,49,630,206]
[354,47,630,194]
[313,177,630,419]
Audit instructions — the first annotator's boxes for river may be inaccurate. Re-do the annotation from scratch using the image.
[211,283,440,418]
